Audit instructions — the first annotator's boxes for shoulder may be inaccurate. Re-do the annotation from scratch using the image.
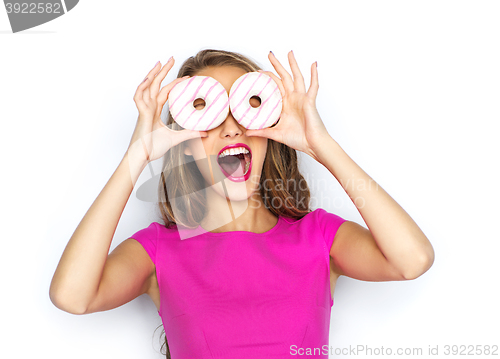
[128,222,168,264]
[130,221,180,239]
[130,222,161,238]
[309,208,349,243]
[279,208,349,249]
[281,208,345,224]
[280,208,348,232]
[313,208,347,223]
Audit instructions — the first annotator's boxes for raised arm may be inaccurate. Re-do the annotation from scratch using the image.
[49,150,150,314]
[321,137,434,281]
[245,51,434,281]
[49,58,206,314]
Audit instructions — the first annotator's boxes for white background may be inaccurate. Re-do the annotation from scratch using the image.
[1,1,499,358]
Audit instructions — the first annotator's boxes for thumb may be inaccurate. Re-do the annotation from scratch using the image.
[245,128,275,140]
[175,129,208,144]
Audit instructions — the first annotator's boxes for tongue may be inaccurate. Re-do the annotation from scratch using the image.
[218,155,246,177]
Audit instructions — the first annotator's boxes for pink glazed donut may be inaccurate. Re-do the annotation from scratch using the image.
[228,72,283,130]
[168,76,230,131]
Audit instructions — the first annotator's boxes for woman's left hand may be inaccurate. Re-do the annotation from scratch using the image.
[245,51,332,160]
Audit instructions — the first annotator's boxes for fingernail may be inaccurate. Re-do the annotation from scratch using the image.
[270,51,274,55]
[315,61,318,68]
[154,61,160,67]
[167,56,173,62]
[142,77,148,83]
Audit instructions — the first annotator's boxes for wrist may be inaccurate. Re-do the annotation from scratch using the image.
[308,134,337,161]
[122,153,148,187]
[123,144,149,181]
[126,137,150,166]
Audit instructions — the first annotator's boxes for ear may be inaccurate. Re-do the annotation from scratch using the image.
[184,145,193,156]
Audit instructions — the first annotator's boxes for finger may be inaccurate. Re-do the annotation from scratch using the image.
[143,63,163,102]
[268,51,294,92]
[288,51,306,93]
[144,61,161,79]
[142,61,161,102]
[258,70,286,99]
[308,61,319,100]
[150,57,175,98]
[245,127,279,142]
[170,129,209,147]
[143,79,152,104]
[133,76,153,110]
[134,76,149,100]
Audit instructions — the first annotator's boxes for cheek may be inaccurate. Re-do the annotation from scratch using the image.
[185,138,209,160]
[256,139,268,164]
[190,140,222,183]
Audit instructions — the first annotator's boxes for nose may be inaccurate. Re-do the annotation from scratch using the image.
[219,112,245,138]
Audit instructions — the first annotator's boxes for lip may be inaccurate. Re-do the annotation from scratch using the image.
[217,142,252,182]
[217,142,252,157]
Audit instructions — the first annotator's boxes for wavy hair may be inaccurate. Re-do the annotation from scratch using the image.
[153,49,312,358]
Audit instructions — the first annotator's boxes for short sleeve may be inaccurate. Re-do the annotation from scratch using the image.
[316,208,348,252]
[129,222,158,265]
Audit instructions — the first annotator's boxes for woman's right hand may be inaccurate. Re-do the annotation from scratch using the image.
[127,58,207,164]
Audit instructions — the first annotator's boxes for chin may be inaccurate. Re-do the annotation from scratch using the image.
[211,172,263,203]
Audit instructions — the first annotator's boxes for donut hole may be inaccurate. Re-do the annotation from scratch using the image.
[193,98,206,110]
[249,96,261,108]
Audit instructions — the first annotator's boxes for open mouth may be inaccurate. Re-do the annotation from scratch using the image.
[217,144,252,181]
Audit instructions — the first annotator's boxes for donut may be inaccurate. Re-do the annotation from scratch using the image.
[168,76,230,131]
[228,72,283,130]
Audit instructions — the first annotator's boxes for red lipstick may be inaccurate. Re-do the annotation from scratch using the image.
[217,143,252,182]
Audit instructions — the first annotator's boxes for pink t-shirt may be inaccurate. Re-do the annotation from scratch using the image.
[130,208,347,358]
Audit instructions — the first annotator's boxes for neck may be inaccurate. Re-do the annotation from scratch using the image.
[201,186,278,233]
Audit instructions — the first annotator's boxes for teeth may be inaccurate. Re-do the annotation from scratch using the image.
[244,159,250,175]
[218,146,250,158]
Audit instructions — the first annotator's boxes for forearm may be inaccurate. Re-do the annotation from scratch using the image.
[49,149,147,313]
[312,135,434,278]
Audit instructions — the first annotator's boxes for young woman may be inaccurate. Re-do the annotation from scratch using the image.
[49,49,434,358]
